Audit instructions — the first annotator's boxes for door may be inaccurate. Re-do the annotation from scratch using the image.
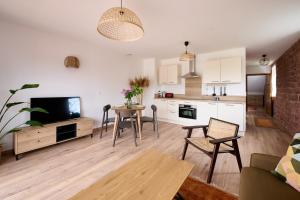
[220,57,242,83]
[218,102,244,131]
[197,102,218,125]
[203,60,221,83]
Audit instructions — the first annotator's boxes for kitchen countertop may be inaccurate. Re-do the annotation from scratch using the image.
[154,94,246,104]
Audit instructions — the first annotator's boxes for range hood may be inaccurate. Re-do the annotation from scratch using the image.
[181,60,200,78]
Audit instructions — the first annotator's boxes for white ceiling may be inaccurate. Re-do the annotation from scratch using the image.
[0,0,299,66]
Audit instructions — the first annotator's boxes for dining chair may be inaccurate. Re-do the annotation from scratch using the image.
[100,104,115,138]
[140,105,159,138]
[181,118,242,183]
[113,110,138,147]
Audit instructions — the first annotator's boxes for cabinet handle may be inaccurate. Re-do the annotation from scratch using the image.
[38,139,41,142]
[222,80,231,82]
[208,103,217,105]
[211,81,219,83]
[225,104,235,106]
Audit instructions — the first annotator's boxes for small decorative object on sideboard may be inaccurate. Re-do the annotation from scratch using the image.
[0,84,48,162]
[64,56,80,68]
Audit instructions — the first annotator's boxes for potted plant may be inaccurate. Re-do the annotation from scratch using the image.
[129,76,150,104]
[122,85,144,108]
[0,84,48,161]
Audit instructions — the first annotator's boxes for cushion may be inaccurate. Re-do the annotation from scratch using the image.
[273,133,300,192]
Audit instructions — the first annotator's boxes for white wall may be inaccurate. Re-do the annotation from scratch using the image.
[0,20,142,150]
[247,75,266,95]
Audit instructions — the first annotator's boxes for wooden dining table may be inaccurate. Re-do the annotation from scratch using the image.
[111,105,145,141]
[70,148,194,200]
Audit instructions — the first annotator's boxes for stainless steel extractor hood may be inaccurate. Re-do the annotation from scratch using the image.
[181,60,200,78]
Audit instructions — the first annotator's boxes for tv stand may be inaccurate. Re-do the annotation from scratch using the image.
[14,117,94,160]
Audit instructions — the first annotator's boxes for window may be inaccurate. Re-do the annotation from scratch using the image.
[271,65,277,97]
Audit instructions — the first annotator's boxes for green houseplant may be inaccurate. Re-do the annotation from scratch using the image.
[0,84,48,160]
[122,84,144,108]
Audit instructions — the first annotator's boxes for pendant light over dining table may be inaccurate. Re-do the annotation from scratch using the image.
[97,0,144,42]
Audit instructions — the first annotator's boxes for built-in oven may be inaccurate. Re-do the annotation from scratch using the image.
[179,104,197,119]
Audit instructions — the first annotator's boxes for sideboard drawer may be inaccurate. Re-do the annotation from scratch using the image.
[17,135,56,154]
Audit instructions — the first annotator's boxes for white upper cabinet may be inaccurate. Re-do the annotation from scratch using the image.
[158,65,178,85]
[220,57,242,83]
[203,57,242,84]
[202,60,221,84]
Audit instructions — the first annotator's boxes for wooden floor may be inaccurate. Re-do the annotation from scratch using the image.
[0,109,292,200]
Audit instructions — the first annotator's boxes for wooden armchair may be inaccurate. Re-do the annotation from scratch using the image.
[181,118,242,183]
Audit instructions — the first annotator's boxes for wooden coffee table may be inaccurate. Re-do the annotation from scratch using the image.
[70,149,194,200]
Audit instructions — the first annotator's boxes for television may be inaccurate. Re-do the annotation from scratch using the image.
[30,97,81,124]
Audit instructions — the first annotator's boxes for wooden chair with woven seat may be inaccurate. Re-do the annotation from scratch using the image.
[181,118,242,183]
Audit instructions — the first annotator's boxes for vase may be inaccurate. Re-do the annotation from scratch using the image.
[126,99,133,109]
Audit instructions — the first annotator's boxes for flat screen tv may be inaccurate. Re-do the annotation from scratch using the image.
[30,97,81,124]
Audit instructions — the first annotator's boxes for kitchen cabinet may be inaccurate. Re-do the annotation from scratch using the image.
[202,57,242,84]
[167,100,178,122]
[220,57,242,83]
[158,65,178,85]
[154,99,168,119]
[196,101,218,125]
[154,99,245,132]
[217,102,244,131]
[202,60,221,83]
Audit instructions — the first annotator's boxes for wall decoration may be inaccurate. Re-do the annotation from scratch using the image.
[64,56,80,68]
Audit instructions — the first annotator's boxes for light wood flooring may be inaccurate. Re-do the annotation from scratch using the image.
[0,109,293,200]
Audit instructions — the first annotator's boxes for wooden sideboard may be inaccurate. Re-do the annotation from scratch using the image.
[14,117,94,160]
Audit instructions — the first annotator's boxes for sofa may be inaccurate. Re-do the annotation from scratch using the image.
[240,153,300,200]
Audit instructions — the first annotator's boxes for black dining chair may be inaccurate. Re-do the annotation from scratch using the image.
[113,110,138,147]
[100,104,115,138]
[140,105,159,138]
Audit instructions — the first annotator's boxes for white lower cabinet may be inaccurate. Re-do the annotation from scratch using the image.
[217,102,245,131]
[167,100,179,122]
[154,99,168,119]
[154,99,245,132]
[196,102,218,125]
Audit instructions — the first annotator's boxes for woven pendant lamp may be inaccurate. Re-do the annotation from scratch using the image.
[180,41,195,61]
[97,0,144,42]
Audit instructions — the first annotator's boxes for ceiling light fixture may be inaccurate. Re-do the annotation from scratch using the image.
[259,54,270,66]
[179,41,195,61]
[97,0,144,42]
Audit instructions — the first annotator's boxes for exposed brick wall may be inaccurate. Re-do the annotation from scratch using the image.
[274,39,300,133]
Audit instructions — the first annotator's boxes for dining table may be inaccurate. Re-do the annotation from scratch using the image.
[70,148,194,200]
[111,104,145,142]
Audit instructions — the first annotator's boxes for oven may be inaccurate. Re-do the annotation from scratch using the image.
[179,104,197,119]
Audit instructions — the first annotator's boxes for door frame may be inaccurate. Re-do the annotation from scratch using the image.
[246,73,270,112]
